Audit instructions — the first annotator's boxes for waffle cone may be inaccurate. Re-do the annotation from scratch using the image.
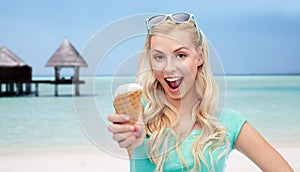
[113,89,143,124]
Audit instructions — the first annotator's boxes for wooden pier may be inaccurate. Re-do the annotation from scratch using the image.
[0,79,85,97]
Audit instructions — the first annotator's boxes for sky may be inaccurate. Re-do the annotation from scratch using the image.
[1,0,300,76]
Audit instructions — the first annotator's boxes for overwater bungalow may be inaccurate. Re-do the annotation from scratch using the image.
[0,47,32,96]
[45,39,88,96]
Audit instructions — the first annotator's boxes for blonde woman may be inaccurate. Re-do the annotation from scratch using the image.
[107,13,293,171]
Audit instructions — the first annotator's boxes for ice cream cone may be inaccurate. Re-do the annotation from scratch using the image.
[113,83,143,125]
[113,83,143,158]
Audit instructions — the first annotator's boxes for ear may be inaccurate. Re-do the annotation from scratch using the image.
[197,58,203,67]
[197,47,204,67]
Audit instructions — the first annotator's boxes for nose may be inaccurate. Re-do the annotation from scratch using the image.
[163,57,177,75]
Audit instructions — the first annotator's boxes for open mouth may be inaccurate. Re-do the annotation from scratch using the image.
[165,77,183,90]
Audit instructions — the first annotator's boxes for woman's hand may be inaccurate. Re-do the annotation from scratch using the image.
[107,114,145,149]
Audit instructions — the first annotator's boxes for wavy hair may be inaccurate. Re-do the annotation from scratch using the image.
[136,19,229,171]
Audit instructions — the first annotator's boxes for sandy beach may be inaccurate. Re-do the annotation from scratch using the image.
[1,145,299,172]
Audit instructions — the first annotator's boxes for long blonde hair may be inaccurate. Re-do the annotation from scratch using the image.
[136,19,229,171]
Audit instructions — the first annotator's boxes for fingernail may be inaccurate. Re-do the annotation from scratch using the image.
[120,115,130,121]
[129,126,135,131]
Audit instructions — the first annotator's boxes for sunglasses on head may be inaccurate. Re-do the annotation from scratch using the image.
[146,13,203,45]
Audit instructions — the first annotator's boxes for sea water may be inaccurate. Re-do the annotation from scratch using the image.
[225,75,300,146]
[0,75,299,152]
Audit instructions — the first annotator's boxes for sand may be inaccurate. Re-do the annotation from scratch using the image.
[226,148,300,171]
[1,145,299,172]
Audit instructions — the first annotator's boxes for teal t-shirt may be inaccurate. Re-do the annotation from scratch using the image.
[130,109,246,172]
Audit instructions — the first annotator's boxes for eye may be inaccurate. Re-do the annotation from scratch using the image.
[152,55,165,61]
[176,53,186,59]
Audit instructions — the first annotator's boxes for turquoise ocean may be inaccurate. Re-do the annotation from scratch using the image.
[0,75,300,152]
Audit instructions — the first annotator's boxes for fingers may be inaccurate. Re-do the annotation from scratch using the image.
[107,114,130,123]
[133,125,143,137]
[112,132,134,142]
[107,113,145,149]
[118,135,136,148]
[107,123,135,133]
[108,124,137,148]
[113,132,136,148]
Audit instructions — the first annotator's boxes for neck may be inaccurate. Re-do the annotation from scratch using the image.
[166,92,200,134]
[166,86,199,116]
[164,85,201,133]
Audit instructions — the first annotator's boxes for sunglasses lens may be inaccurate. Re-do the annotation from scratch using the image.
[147,15,165,26]
[172,13,191,23]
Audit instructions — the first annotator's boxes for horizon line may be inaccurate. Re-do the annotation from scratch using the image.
[32,73,300,77]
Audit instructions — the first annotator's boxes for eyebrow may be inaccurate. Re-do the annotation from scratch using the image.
[150,49,163,54]
[150,47,190,54]
[173,47,190,53]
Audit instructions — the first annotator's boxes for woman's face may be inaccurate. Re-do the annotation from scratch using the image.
[149,30,203,101]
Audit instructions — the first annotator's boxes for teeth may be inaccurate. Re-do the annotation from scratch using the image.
[166,77,181,82]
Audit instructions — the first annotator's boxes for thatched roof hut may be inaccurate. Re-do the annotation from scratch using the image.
[45,39,87,67]
[0,47,27,67]
[45,39,87,81]
[0,47,32,96]
[0,47,32,82]
[45,39,87,96]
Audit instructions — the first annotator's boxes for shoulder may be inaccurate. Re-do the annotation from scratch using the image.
[217,108,246,125]
[217,109,247,149]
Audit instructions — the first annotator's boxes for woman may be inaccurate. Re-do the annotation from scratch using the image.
[107,13,293,171]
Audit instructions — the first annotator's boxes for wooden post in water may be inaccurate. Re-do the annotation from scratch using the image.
[55,84,58,96]
[54,67,60,96]
[9,83,14,95]
[16,83,20,96]
[17,83,23,96]
[5,84,8,94]
[20,83,23,95]
[35,83,39,96]
[74,66,80,96]
[25,83,31,94]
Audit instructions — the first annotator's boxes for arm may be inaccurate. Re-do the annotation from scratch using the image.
[235,122,293,172]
